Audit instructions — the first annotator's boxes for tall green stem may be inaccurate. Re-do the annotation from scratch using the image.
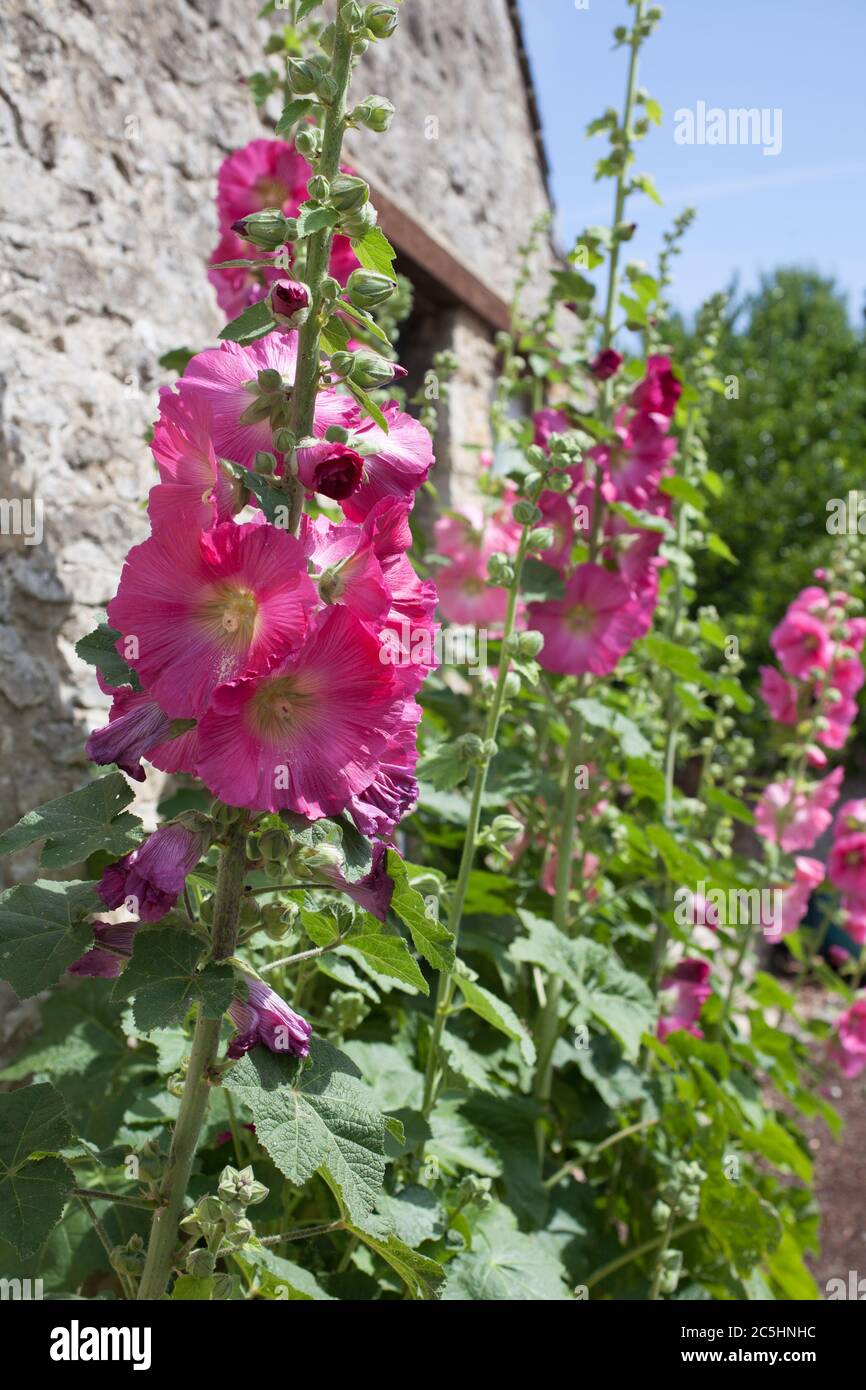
[137,825,248,1300]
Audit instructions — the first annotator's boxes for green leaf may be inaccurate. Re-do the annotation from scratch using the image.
[375,1185,445,1249]
[638,634,704,683]
[520,557,566,602]
[172,1275,214,1300]
[453,970,536,1065]
[443,1203,570,1301]
[0,1084,74,1256]
[0,772,143,869]
[113,927,235,1032]
[625,756,666,804]
[220,459,288,526]
[218,300,276,344]
[336,299,391,347]
[240,1244,334,1300]
[275,97,314,136]
[75,623,140,690]
[343,934,428,995]
[158,347,196,376]
[223,1039,390,1225]
[0,880,98,999]
[572,697,651,758]
[387,850,455,972]
[704,786,755,825]
[352,226,396,278]
[705,532,738,565]
[701,1177,782,1275]
[295,205,340,238]
[348,1224,445,1300]
[660,475,706,512]
[345,378,389,432]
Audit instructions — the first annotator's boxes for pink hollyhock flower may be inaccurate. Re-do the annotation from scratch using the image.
[589,348,624,381]
[829,997,866,1078]
[629,354,682,418]
[755,767,843,852]
[208,227,283,320]
[770,607,832,680]
[658,958,712,1041]
[195,606,404,818]
[86,678,174,782]
[296,440,364,501]
[533,408,570,451]
[318,842,394,922]
[216,137,311,229]
[779,857,825,936]
[842,899,866,946]
[99,824,203,922]
[436,547,508,628]
[269,278,310,327]
[759,665,798,725]
[541,848,599,899]
[537,489,575,569]
[529,562,644,677]
[591,413,676,509]
[108,520,316,720]
[679,892,721,930]
[68,922,138,979]
[347,700,422,838]
[149,389,243,530]
[829,831,866,897]
[816,692,858,750]
[175,334,358,472]
[835,799,866,834]
[828,652,865,697]
[338,403,435,523]
[228,974,312,1060]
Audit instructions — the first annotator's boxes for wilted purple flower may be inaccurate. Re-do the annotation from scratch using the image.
[68,921,138,979]
[319,841,394,922]
[228,975,312,1060]
[589,347,624,381]
[99,823,203,922]
[86,683,173,782]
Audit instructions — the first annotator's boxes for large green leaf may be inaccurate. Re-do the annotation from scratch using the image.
[442,1203,571,1301]
[386,851,455,972]
[239,1245,335,1300]
[113,927,235,1032]
[223,1039,390,1225]
[348,1224,445,1300]
[343,932,428,995]
[75,622,140,690]
[0,772,143,869]
[452,971,536,1065]
[0,880,98,999]
[0,1084,74,1256]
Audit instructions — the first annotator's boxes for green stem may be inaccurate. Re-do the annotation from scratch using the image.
[648,1199,679,1300]
[543,1115,660,1189]
[286,5,355,531]
[73,1187,156,1211]
[585,1220,697,1292]
[137,824,248,1301]
[76,1193,133,1301]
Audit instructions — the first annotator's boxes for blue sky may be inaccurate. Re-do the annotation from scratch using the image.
[517,0,865,320]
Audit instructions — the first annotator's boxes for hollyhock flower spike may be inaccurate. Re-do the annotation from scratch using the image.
[108,519,317,720]
[99,824,204,922]
[228,974,312,1060]
[829,997,866,1079]
[755,767,844,853]
[658,958,712,1041]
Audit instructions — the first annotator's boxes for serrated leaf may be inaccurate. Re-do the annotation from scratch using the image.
[296,205,340,238]
[218,300,276,344]
[0,772,143,869]
[223,1039,389,1225]
[453,971,535,1065]
[0,1084,74,1256]
[387,850,454,972]
[275,97,314,136]
[0,880,99,999]
[349,1224,445,1300]
[240,1244,334,1300]
[345,378,389,432]
[343,934,428,994]
[442,1202,570,1300]
[75,623,140,691]
[352,226,396,278]
[113,927,235,1032]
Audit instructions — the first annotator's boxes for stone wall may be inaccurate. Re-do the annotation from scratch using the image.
[0,0,553,864]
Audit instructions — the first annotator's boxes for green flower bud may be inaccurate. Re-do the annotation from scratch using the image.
[325,424,350,443]
[186,1247,216,1278]
[364,4,399,38]
[516,629,545,659]
[528,526,555,552]
[329,173,369,212]
[307,174,330,203]
[211,1273,238,1300]
[340,201,379,239]
[347,268,397,309]
[513,500,542,526]
[286,56,327,96]
[455,732,485,764]
[231,209,289,251]
[317,74,338,103]
[525,445,546,469]
[502,673,520,699]
[343,348,407,390]
[351,95,395,133]
[272,427,296,454]
[295,125,322,161]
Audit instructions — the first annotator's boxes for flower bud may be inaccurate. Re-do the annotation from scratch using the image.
[231,209,290,251]
[286,56,327,95]
[340,202,379,241]
[364,3,399,38]
[347,268,397,309]
[307,174,330,203]
[516,629,545,659]
[503,673,521,699]
[527,526,554,552]
[186,1247,216,1278]
[351,95,395,133]
[325,424,350,443]
[295,126,322,161]
[330,173,370,213]
[512,500,542,526]
[267,278,310,328]
[334,348,407,390]
[296,440,364,501]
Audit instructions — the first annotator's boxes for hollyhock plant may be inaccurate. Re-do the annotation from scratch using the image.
[68,921,138,979]
[770,605,833,681]
[588,347,624,380]
[99,824,204,922]
[317,842,394,921]
[529,563,645,678]
[658,958,712,1041]
[829,997,866,1079]
[228,974,312,1061]
[759,665,799,726]
[755,767,843,853]
[296,439,365,501]
[108,519,317,720]
[779,857,825,936]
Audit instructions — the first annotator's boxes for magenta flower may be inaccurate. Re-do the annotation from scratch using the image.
[228,974,312,1060]
[770,607,832,680]
[269,278,310,327]
[149,389,243,530]
[318,842,394,921]
[779,857,825,936]
[216,137,311,229]
[296,440,365,501]
[829,831,866,898]
[658,958,712,1042]
[755,767,843,853]
[208,227,283,321]
[628,354,682,418]
[99,824,203,922]
[175,334,358,472]
[86,681,173,782]
[759,665,799,726]
[68,922,138,979]
[347,699,422,838]
[529,562,644,677]
[834,799,866,834]
[589,348,624,380]
[830,997,866,1079]
[339,403,435,522]
[532,408,570,451]
[108,519,316,719]
[194,606,405,817]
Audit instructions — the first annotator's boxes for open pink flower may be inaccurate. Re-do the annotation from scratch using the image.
[195,606,405,818]
[68,922,138,979]
[216,137,311,229]
[347,699,422,839]
[228,974,312,1060]
[208,227,283,321]
[529,562,644,677]
[829,997,866,1078]
[755,767,843,853]
[108,520,316,720]
[835,799,866,834]
[175,334,358,472]
[99,824,203,922]
[339,403,435,522]
[770,607,832,680]
[149,389,243,530]
[658,958,712,1041]
[779,857,825,936]
[829,831,866,898]
[759,666,798,725]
